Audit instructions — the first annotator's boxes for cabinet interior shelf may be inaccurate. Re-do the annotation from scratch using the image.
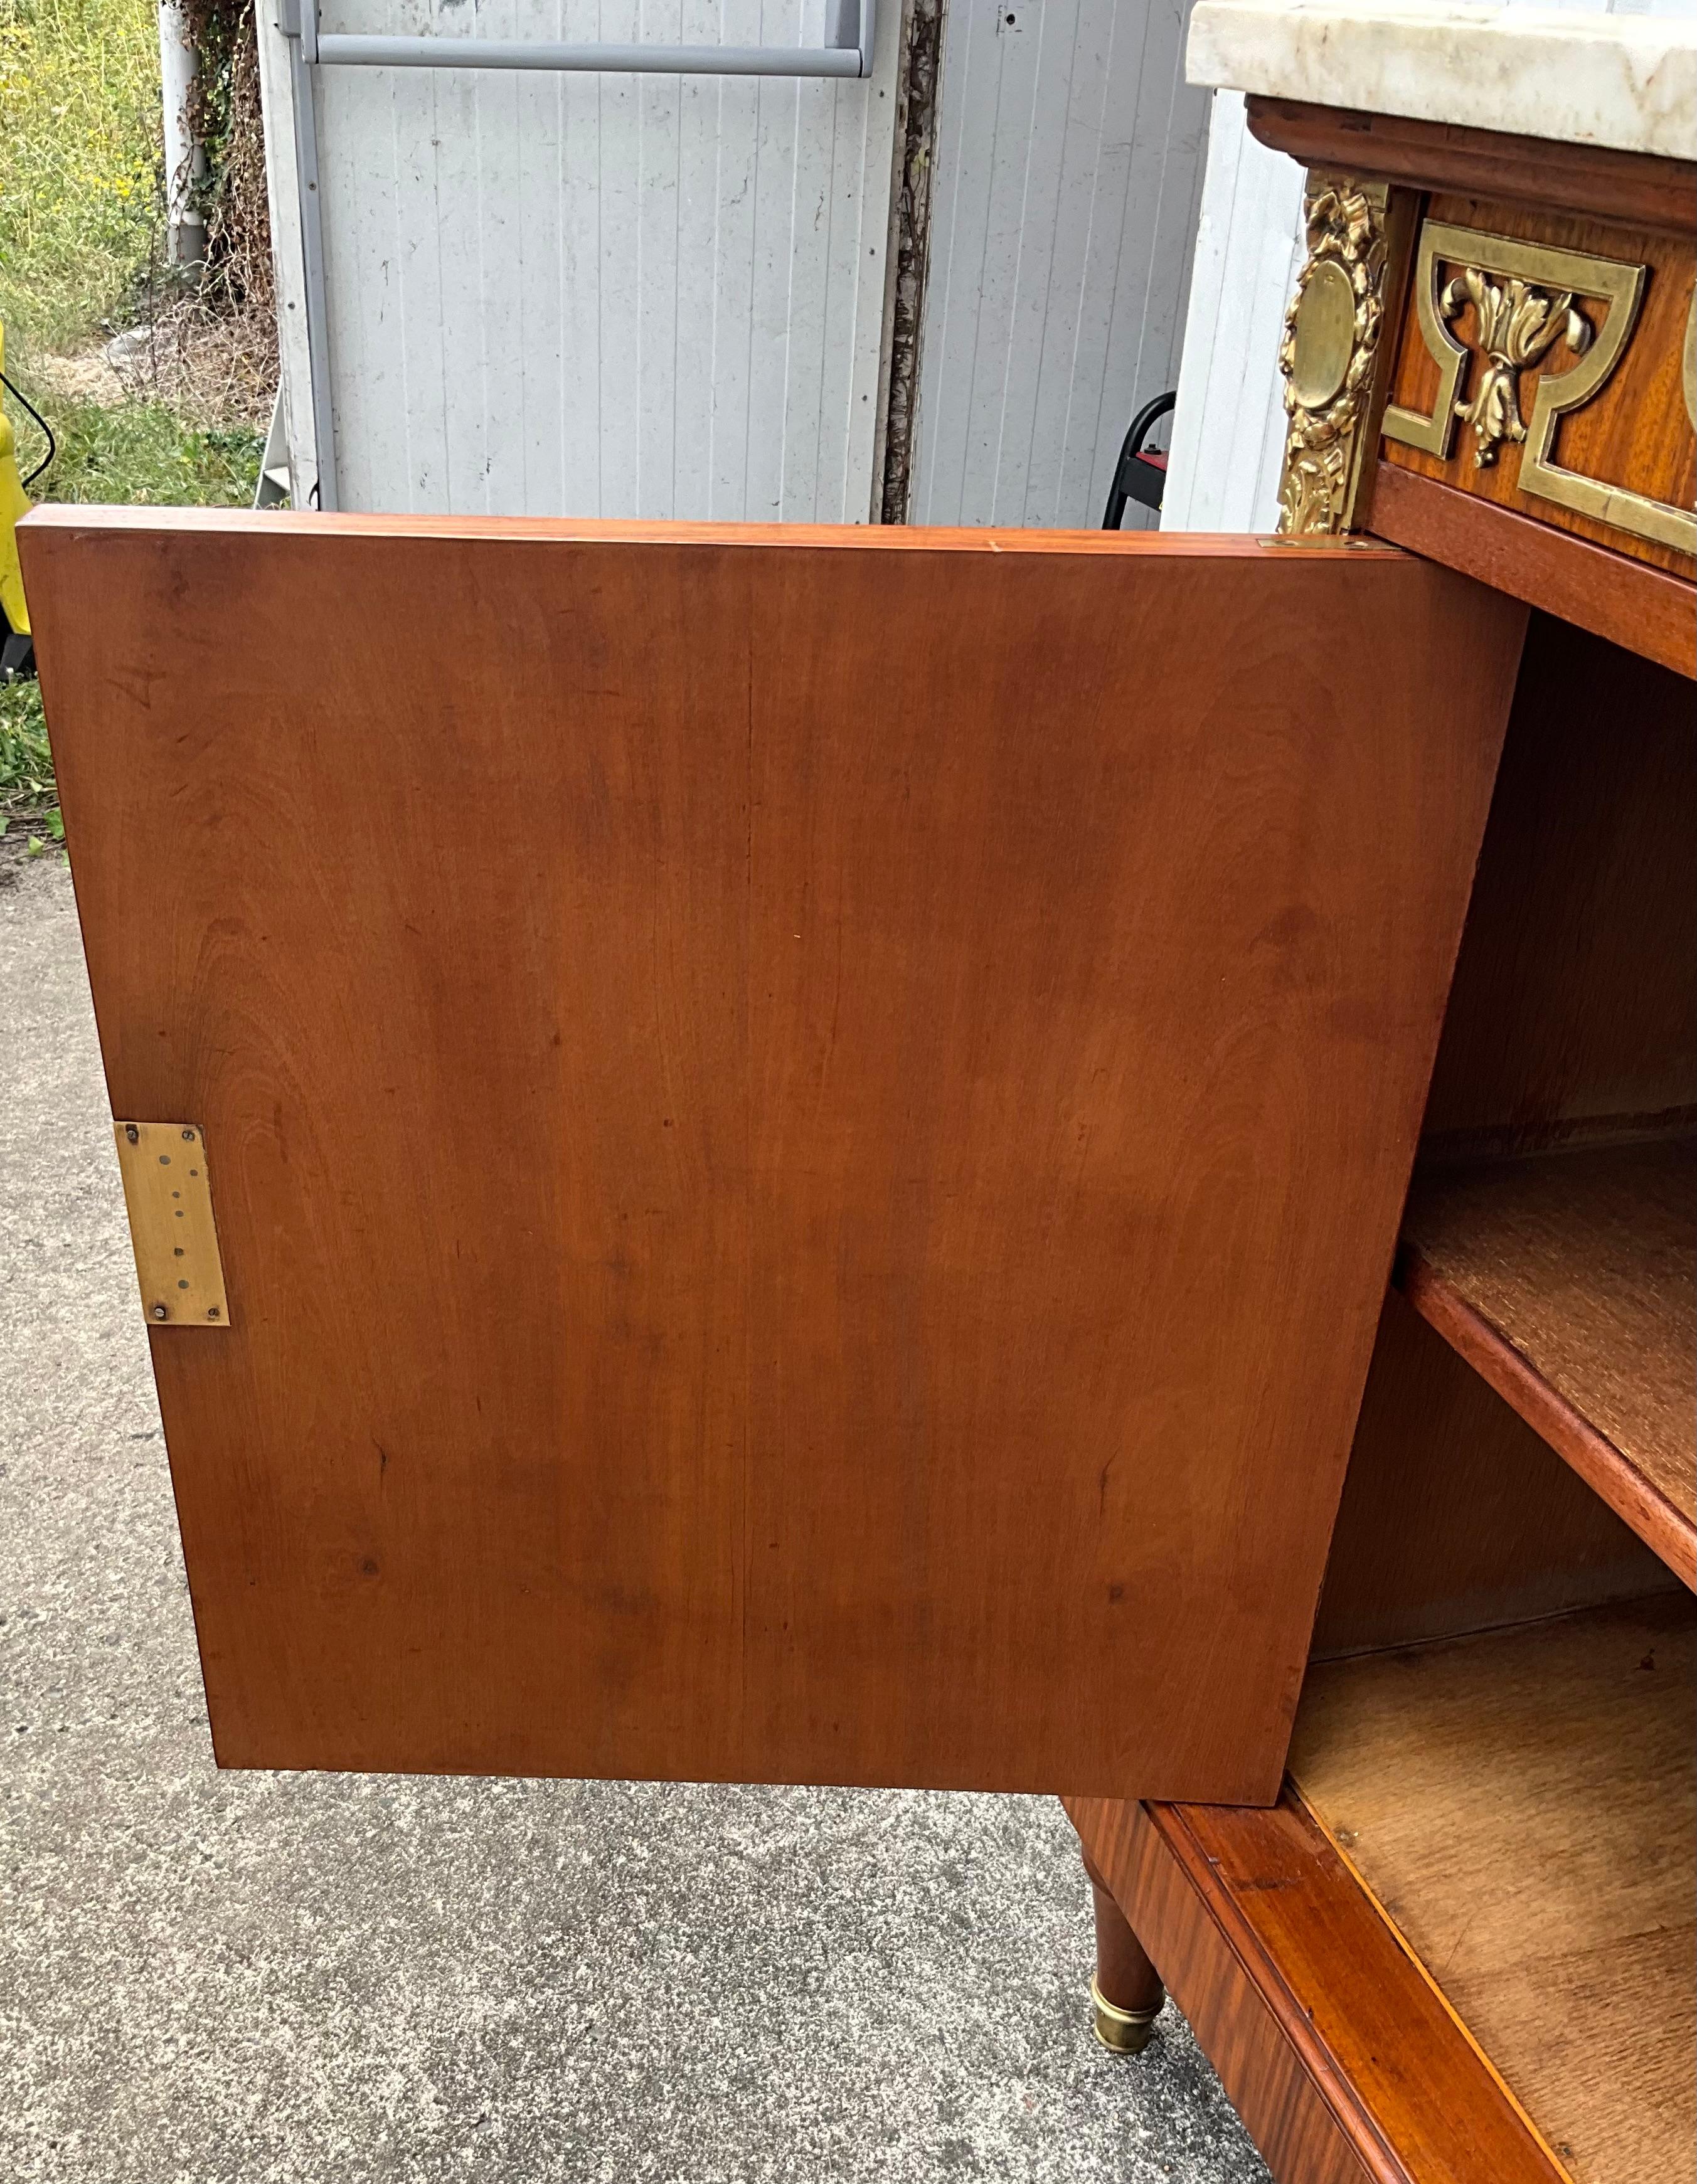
[1287,1595,1696,2184]
[1396,1134,1696,1588]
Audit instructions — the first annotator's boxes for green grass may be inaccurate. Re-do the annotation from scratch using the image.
[0,675,55,840]
[0,0,162,352]
[40,396,263,504]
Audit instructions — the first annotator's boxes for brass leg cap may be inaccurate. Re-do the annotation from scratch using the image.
[1090,1975,1161,2056]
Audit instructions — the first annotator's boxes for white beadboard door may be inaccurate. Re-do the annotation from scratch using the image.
[908,0,1210,529]
[260,0,900,518]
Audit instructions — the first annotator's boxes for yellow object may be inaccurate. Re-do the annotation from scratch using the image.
[0,323,33,637]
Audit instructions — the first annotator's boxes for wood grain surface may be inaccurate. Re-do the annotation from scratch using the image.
[1292,1595,1697,2184]
[1381,198,1696,578]
[1422,612,1697,1157]
[1068,1791,1572,2184]
[1082,1849,1165,2023]
[1402,1138,1697,1587]
[1313,1288,1679,1658]
[23,508,1523,1798]
[1245,98,1697,234]
[1370,465,1696,676]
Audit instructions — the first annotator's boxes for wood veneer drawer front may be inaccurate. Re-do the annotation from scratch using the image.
[1380,196,1696,575]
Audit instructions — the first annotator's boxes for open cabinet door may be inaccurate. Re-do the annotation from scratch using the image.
[21,510,1524,1804]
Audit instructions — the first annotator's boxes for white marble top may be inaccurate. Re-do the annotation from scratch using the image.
[1187,0,1697,161]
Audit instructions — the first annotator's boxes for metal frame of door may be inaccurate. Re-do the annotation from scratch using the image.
[257,0,902,521]
[273,0,880,512]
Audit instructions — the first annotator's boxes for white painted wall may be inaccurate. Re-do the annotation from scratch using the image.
[260,0,901,517]
[1163,0,1697,535]
[1158,88,1299,530]
[910,0,1211,528]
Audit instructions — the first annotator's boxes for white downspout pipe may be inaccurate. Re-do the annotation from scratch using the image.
[157,0,206,267]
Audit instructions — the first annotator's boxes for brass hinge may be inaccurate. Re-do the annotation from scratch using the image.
[113,1121,231,1328]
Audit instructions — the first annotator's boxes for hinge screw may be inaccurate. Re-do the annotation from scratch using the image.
[182,1129,196,1142]
[125,1125,140,1144]
[206,1307,221,1319]
[151,1304,168,1321]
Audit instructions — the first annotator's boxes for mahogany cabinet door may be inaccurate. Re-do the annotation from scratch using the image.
[21,510,1524,1802]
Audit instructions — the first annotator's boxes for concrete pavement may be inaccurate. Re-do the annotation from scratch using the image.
[0,852,1267,2184]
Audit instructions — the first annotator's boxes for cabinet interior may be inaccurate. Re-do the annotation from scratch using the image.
[1299,608,1696,2183]
[1291,1594,1695,2184]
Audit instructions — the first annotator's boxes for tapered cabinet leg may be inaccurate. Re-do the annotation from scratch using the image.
[1082,1849,1165,2055]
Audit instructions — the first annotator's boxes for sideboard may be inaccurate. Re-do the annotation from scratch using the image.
[1073,9,1694,2181]
[16,7,1693,2180]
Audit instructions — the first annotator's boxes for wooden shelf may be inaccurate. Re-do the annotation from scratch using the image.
[1073,1596,1696,2184]
[1289,1596,1696,2184]
[1398,1136,1696,1588]
[1068,1786,1576,2184]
